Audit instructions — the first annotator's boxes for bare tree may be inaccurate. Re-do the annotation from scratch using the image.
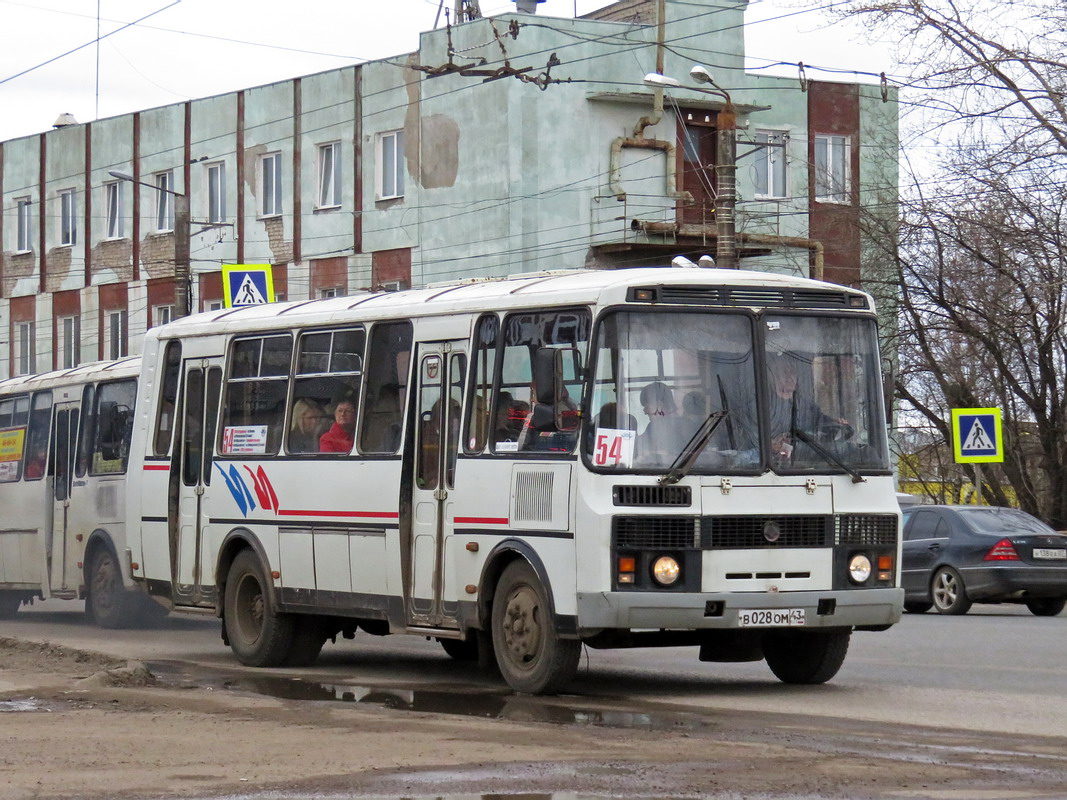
[839,0,1067,524]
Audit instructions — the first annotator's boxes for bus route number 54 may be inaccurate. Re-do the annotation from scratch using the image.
[593,428,636,468]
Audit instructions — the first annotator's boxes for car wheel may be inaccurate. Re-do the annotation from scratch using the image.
[491,560,580,694]
[224,549,296,667]
[903,601,932,614]
[931,567,972,615]
[1025,598,1066,617]
[86,546,135,629]
[763,630,851,684]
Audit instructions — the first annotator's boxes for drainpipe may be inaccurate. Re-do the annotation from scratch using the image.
[633,0,667,138]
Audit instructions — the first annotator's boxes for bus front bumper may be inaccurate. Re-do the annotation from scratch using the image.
[575,587,903,631]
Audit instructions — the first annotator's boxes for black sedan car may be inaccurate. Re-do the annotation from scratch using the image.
[901,505,1067,616]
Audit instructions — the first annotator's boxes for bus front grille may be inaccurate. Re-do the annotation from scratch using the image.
[612,514,898,551]
[701,515,830,548]
[613,516,700,550]
[835,514,898,545]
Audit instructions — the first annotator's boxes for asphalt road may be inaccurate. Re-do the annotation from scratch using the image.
[1,598,1064,739]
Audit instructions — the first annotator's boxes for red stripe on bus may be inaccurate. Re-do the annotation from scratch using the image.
[276,509,399,519]
[454,516,509,525]
[143,465,170,471]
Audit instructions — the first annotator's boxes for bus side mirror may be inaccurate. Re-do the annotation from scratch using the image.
[97,402,131,460]
[881,357,895,425]
[534,347,582,432]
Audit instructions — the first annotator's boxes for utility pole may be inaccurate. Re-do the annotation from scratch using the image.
[714,101,737,269]
[173,193,191,318]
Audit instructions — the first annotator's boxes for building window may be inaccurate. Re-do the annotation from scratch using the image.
[153,305,174,328]
[16,322,35,376]
[317,142,341,208]
[60,189,77,246]
[156,171,174,232]
[207,162,226,224]
[60,316,80,369]
[753,130,788,199]
[207,300,224,312]
[378,130,405,200]
[319,287,343,299]
[106,310,128,360]
[15,197,32,252]
[105,181,125,239]
[815,134,851,203]
[260,152,282,217]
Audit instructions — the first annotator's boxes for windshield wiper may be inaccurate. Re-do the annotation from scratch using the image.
[659,411,728,486]
[790,426,866,484]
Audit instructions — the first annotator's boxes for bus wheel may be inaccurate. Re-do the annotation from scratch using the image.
[763,630,851,685]
[0,591,22,619]
[491,561,580,694]
[87,546,134,629]
[224,549,295,667]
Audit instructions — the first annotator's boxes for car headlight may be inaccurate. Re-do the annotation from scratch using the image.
[848,553,872,584]
[652,555,681,586]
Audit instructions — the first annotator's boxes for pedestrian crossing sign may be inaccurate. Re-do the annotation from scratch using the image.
[222,264,275,308]
[951,407,1003,463]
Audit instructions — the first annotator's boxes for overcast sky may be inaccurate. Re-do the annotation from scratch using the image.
[0,0,894,143]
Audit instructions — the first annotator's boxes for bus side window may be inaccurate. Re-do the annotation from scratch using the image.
[75,384,95,477]
[220,335,293,456]
[497,309,589,454]
[23,391,52,481]
[289,328,365,454]
[91,379,137,475]
[153,341,182,456]
[0,395,29,483]
[465,314,498,454]
[359,321,413,455]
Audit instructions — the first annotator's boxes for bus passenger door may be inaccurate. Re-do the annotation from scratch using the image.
[408,341,467,629]
[172,360,222,607]
[49,403,79,592]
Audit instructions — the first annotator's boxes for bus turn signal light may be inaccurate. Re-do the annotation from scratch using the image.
[618,556,636,585]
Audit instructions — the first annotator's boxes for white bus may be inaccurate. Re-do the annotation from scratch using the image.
[0,357,154,626]
[126,266,902,693]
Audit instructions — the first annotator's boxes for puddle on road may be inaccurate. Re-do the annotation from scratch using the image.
[0,698,41,712]
[157,666,710,734]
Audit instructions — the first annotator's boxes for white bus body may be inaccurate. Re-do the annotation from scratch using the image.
[126,267,903,692]
[0,357,153,626]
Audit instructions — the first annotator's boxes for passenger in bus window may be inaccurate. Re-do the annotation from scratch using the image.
[290,398,328,453]
[319,400,356,453]
[494,391,528,443]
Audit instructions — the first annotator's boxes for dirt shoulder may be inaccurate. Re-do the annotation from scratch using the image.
[0,637,1064,800]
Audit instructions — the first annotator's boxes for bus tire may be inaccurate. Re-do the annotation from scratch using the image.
[491,560,580,694]
[224,549,295,667]
[763,629,851,685]
[86,545,135,629]
[0,591,22,619]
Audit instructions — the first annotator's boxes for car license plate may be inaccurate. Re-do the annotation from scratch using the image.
[1033,548,1067,560]
[737,608,806,627]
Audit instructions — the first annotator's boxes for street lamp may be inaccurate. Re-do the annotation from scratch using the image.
[643,66,738,269]
[108,169,191,318]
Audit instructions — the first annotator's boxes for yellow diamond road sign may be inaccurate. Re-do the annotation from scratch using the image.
[951,407,1003,464]
[222,264,275,308]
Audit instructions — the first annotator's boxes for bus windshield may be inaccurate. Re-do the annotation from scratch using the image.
[586,309,889,475]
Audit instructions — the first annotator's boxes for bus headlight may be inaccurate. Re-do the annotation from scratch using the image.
[848,553,872,584]
[652,555,681,586]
